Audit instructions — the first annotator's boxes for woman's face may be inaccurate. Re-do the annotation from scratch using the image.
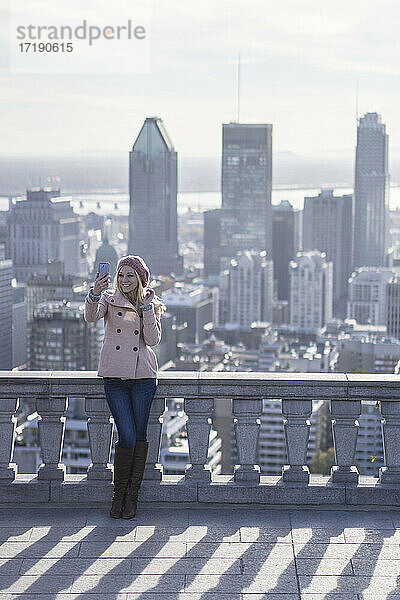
[118,266,139,293]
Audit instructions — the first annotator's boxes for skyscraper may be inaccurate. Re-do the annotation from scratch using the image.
[7,188,81,282]
[129,117,183,278]
[203,208,221,283]
[272,200,301,301]
[347,267,395,326]
[289,251,333,332]
[303,189,352,317]
[220,250,273,328]
[352,112,390,269]
[220,123,273,272]
[0,259,13,369]
[386,277,400,340]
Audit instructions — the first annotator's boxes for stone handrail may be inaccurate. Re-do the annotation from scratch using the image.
[1,371,400,506]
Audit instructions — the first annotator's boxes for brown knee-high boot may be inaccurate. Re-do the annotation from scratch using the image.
[110,442,134,519]
[121,441,149,519]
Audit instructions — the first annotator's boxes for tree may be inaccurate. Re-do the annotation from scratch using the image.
[309,447,364,475]
[309,448,336,475]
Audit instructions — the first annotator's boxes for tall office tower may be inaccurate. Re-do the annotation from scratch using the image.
[303,189,353,318]
[7,188,81,282]
[352,112,390,269]
[161,284,216,344]
[26,261,75,321]
[386,277,400,338]
[0,260,13,369]
[203,208,221,284]
[27,300,101,370]
[129,117,183,278]
[220,250,273,328]
[272,200,301,301]
[289,251,333,332]
[347,267,395,325]
[12,280,27,369]
[220,122,273,272]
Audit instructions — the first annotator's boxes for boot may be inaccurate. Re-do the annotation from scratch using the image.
[110,442,134,519]
[121,441,149,519]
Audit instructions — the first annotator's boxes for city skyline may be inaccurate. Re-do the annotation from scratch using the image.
[1,0,399,158]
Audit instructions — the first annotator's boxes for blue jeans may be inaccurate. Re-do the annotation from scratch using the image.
[103,377,158,449]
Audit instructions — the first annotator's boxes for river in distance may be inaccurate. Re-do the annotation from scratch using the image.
[3,185,400,216]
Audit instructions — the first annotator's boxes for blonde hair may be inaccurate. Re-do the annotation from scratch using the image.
[113,267,167,316]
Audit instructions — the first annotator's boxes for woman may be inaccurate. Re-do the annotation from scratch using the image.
[84,254,166,519]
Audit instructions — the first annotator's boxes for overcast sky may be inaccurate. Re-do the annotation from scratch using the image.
[1,0,399,159]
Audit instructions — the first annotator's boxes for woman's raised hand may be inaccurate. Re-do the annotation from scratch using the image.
[93,271,110,296]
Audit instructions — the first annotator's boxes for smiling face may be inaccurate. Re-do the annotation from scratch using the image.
[117,266,139,293]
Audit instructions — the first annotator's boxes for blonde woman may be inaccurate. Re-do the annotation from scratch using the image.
[84,255,166,519]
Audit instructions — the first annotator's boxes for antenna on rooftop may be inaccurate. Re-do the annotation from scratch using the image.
[355,75,359,125]
[237,52,241,123]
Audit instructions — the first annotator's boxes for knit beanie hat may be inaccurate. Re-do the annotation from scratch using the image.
[116,255,150,287]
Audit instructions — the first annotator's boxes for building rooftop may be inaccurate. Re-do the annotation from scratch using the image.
[2,503,400,598]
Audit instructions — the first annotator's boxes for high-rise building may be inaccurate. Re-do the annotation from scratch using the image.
[203,208,221,284]
[12,279,27,369]
[386,276,400,339]
[27,300,101,370]
[337,335,400,373]
[289,251,333,332]
[220,250,273,328]
[347,267,395,326]
[7,188,82,282]
[272,200,301,301]
[303,189,353,317]
[129,117,183,278]
[0,259,13,369]
[352,112,390,269]
[26,261,75,322]
[160,283,217,345]
[220,123,273,272]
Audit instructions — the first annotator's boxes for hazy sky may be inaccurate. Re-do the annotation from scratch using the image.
[1,0,399,158]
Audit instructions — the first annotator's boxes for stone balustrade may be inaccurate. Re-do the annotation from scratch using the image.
[1,371,400,506]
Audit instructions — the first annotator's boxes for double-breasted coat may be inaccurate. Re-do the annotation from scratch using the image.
[84,287,161,379]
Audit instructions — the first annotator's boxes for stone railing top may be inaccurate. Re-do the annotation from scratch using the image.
[0,371,399,400]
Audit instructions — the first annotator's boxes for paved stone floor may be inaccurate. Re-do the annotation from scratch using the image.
[1,503,400,599]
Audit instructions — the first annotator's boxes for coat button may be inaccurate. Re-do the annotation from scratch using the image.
[118,311,122,316]
[111,299,114,303]
[134,330,139,335]
[115,345,120,350]
[133,347,138,351]
[116,328,121,333]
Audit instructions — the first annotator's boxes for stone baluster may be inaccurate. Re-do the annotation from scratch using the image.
[86,396,113,481]
[144,396,166,481]
[184,397,214,482]
[0,397,19,480]
[330,399,361,483]
[282,399,312,483]
[37,394,68,480]
[379,400,400,483]
[232,398,262,483]
[233,398,262,483]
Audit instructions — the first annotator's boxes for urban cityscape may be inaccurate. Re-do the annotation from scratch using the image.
[3,0,400,596]
[1,110,396,480]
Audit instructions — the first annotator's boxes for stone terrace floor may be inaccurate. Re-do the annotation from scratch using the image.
[1,503,400,599]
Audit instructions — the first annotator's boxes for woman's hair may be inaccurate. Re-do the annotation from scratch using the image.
[113,267,167,316]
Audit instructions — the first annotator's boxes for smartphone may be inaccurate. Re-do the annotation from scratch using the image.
[98,262,110,279]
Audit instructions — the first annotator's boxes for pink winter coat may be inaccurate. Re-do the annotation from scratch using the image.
[84,287,161,379]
